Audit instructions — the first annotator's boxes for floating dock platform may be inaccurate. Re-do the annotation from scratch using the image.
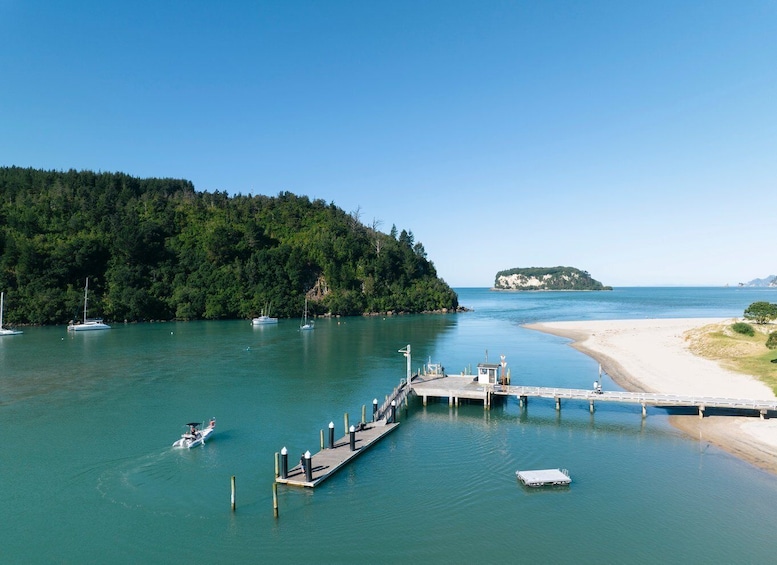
[516,468,571,487]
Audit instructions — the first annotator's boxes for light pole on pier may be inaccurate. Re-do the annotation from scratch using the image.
[398,344,411,384]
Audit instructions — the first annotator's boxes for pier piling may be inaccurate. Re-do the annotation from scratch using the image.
[328,422,335,448]
[349,425,356,451]
[281,447,288,479]
[231,475,236,511]
[272,482,279,518]
[304,451,312,482]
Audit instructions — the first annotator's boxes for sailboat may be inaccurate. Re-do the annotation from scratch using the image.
[251,302,278,325]
[300,297,314,331]
[0,292,23,336]
[67,278,111,331]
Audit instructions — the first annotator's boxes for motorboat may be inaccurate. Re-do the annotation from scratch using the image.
[0,292,22,336]
[68,278,111,331]
[172,418,216,448]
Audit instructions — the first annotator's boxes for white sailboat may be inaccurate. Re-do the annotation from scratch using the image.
[67,278,111,331]
[251,302,278,325]
[0,292,23,336]
[300,297,314,330]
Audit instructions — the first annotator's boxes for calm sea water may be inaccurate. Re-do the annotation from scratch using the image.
[2,287,777,564]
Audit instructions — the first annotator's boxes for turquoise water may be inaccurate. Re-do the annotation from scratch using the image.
[2,287,777,563]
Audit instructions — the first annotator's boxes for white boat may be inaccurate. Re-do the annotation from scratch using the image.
[172,418,216,448]
[0,292,23,336]
[252,314,278,325]
[68,278,111,331]
[251,304,278,325]
[300,297,314,330]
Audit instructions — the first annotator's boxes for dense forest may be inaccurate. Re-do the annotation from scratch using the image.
[0,167,459,324]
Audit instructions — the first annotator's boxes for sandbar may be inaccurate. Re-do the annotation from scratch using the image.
[525,318,777,475]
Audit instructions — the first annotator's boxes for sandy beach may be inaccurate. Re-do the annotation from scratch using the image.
[525,318,777,474]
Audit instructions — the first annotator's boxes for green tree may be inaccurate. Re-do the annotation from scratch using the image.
[743,302,777,324]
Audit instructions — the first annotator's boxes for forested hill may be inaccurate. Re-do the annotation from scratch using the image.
[0,167,458,324]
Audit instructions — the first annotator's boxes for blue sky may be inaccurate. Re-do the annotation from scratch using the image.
[2,1,775,287]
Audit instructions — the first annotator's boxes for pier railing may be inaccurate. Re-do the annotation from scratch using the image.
[502,385,777,412]
[375,378,411,421]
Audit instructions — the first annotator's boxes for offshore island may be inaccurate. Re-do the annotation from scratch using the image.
[493,266,612,291]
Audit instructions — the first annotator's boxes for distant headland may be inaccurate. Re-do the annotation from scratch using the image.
[493,266,612,291]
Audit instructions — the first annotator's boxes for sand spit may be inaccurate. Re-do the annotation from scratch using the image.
[525,318,777,475]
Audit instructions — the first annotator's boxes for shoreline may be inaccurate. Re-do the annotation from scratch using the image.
[525,318,777,475]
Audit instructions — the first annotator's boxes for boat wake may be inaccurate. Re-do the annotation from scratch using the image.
[96,447,222,518]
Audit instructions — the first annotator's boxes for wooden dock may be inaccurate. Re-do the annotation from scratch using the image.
[276,419,400,487]
[276,378,411,488]
[410,374,777,418]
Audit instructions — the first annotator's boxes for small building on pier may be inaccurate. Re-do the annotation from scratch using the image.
[477,362,501,384]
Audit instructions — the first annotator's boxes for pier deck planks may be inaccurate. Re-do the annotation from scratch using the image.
[276,419,400,488]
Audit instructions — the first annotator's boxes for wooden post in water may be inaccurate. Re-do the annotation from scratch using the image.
[320,429,324,450]
[272,482,279,518]
[361,404,366,424]
[274,452,280,478]
[231,475,236,511]
[344,413,349,437]
[555,397,561,411]
[328,421,335,448]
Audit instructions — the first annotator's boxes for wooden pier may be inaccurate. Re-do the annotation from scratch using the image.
[276,418,400,487]
[276,377,411,488]
[410,374,777,419]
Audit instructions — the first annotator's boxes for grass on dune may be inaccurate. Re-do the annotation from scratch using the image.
[686,321,777,395]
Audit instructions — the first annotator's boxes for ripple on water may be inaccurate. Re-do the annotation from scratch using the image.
[96,445,225,518]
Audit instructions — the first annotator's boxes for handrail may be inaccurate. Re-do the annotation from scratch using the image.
[503,385,777,410]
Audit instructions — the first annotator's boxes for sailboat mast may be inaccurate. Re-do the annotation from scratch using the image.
[84,278,89,321]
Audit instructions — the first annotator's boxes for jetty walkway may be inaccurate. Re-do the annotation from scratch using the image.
[276,378,411,488]
[275,345,776,492]
[410,374,777,418]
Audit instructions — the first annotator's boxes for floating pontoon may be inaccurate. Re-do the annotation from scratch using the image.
[516,468,571,487]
